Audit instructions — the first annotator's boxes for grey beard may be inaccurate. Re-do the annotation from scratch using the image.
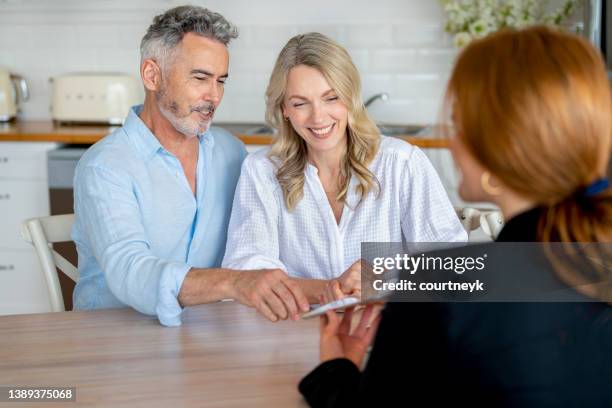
[158,102,211,138]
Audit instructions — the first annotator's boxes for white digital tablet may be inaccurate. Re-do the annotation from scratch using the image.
[300,297,361,319]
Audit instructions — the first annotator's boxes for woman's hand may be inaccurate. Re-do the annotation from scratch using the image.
[319,304,382,369]
[324,260,362,303]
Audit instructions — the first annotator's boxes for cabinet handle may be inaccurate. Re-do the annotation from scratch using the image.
[0,193,10,200]
[0,264,15,271]
[0,157,8,163]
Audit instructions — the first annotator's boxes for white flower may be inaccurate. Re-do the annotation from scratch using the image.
[469,19,490,37]
[482,15,500,31]
[453,32,473,48]
[441,0,578,48]
[504,15,517,27]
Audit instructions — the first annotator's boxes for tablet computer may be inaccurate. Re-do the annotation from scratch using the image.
[301,297,360,319]
[301,294,387,319]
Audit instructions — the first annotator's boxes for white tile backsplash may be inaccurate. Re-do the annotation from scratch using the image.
[1,0,457,125]
[393,24,446,47]
[228,49,278,75]
[0,51,15,70]
[345,26,394,48]
[361,74,394,100]
[297,25,346,43]
[394,74,446,99]
[415,49,457,73]
[344,49,370,75]
[214,96,267,123]
[75,25,123,49]
[222,74,269,98]
[34,25,79,49]
[94,49,140,74]
[247,25,300,50]
[370,49,421,73]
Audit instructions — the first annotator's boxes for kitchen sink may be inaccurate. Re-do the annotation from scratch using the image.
[215,123,276,136]
[377,124,427,136]
[238,124,430,137]
[244,125,276,135]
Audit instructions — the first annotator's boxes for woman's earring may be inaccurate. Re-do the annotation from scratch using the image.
[481,171,502,196]
[284,116,289,122]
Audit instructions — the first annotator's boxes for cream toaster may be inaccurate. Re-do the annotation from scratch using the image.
[51,73,142,124]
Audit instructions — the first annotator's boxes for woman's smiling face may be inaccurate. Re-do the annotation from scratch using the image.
[282,64,349,156]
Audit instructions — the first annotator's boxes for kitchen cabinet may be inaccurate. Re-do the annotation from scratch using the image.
[0,179,51,249]
[0,141,58,315]
[0,249,52,314]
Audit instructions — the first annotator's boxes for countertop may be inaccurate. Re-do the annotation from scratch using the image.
[0,120,449,148]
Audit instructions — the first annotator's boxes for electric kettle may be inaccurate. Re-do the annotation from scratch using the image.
[0,68,29,121]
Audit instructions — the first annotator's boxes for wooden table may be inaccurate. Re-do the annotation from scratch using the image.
[0,301,320,407]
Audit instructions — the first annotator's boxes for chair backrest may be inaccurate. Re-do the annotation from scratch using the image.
[455,207,482,233]
[480,210,504,239]
[455,207,505,240]
[21,214,77,312]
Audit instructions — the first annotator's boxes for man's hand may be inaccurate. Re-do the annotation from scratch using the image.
[324,260,362,303]
[230,269,310,322]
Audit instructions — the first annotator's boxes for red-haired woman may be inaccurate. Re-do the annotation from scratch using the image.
[299,26,612,407]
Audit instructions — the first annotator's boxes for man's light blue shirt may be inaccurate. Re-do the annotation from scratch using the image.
[72,105,247,326]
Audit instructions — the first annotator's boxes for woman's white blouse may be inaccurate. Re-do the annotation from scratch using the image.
[222,136,467,280]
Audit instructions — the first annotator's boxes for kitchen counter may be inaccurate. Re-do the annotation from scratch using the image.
[0,120,449,148]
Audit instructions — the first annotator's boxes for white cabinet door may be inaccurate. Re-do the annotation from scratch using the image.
[0,179,51,250]
[0,142,57,156]
[0,142,58,315]
[0,142,56,180]
[0,155,48,180]
[0,248,52,315]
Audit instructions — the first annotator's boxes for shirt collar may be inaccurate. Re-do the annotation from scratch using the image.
[124,104,214,161]
[305,163,361,208]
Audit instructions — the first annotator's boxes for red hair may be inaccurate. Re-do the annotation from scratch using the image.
[446,26,612,243]
[445,26,612,301]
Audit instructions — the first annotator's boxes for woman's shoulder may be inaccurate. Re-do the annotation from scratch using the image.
[378,135,417,157]
[243,147,274,169]
[241,147,280,180]
[375,135,430,168]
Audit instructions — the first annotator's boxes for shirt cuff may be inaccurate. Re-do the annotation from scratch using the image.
[223,254,287,271]
[156,262,192,327]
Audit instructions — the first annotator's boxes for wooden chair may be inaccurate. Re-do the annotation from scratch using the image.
[21,214,77,312]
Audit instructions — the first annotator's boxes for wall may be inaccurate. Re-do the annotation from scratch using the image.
[0,0,455,124]
[0,0,581,209]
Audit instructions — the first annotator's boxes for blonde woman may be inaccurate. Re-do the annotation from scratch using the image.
[222,33,466,317]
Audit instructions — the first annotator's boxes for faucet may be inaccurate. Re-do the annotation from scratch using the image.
[364,92,389,108]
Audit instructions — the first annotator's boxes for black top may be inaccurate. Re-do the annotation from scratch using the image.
[298,208,612,407]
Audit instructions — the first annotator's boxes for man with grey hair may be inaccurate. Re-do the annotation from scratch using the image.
[72,6,309,326]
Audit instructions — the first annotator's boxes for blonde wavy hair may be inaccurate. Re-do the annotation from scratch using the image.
[265,32,380,210]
